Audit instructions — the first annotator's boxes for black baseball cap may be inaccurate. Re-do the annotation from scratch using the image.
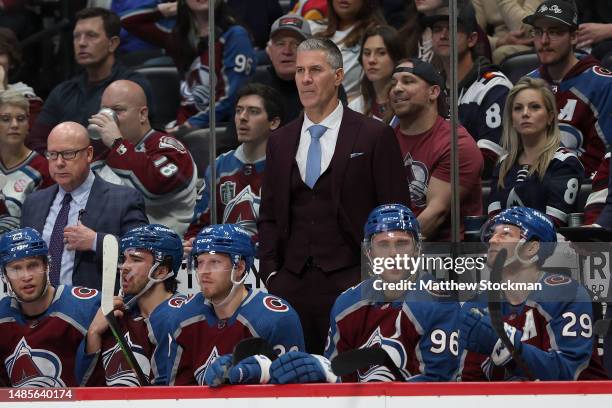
[523,0,578,28]
[422,1,478,34]
[393,58,444,88]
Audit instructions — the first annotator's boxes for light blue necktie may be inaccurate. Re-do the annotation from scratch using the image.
[305,124,327,188]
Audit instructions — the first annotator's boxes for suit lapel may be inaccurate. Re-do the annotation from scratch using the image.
[277,117,303,227]
[331,109,359,210]
[73,176,105,270]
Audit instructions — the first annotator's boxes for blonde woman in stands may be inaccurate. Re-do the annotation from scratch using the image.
[311,0,385,101]
[487,77,584,227]
[348,25,405,120]
[0,90,53,232]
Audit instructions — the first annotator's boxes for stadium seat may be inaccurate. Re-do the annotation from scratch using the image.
[181,125,236,178]
[134,66,181,129]
[499,52,540,84]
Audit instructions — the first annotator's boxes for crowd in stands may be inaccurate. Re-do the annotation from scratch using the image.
[0,0,612,384]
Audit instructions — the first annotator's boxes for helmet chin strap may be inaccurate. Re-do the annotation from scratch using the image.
[123,261,175,310]
[210,261,248,308]
[501,239,539,268]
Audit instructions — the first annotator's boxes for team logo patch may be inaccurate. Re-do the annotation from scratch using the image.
[592,66,612,78]
[403,152,429,208]
[6,337,66,387]
[220,181,237,205]
[102,332,150,386]
[263,296,289,312]
[72,286,99,299]
[168,294,192,308]
[13,179,27,193]
[544,274,571,286]
[159,136,187,153]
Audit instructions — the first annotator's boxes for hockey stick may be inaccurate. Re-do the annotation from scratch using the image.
[101,234,150,386]
[331,347,404,380]
[487,248,537,381]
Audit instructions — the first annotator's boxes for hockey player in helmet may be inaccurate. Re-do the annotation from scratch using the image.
[167,224,305,386]
[80,224,186,385]
[460,206,608,380]
[0,227,99,387]
[269,204,460,383]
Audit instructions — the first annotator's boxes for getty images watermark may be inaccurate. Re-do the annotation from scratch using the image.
[370,254,543,292]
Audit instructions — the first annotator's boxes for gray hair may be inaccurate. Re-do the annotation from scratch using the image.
[297,38,343,70]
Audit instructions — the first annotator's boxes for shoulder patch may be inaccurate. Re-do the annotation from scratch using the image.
[168,294,192,308]
[262,296,290,312]
[593,66,612,78]
[71,286,99,299]
[159,136,187,153]
[544,274,572,286]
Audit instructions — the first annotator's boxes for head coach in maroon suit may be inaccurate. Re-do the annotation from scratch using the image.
[257,37,410,354]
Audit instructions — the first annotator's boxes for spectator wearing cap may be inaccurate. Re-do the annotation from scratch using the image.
[388,58,483,241]
[525,0,610,177]
[428,0,513,178]
[251,13,347,122]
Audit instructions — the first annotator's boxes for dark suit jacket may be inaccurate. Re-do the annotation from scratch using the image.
[21,175,149,289]
[257,107,411,281]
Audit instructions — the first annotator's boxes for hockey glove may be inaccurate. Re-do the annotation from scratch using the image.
[228,355,273,384]
[270,351,338,384]
[459,307,499,355]
[490,322,523,367]
[204,354,232,387]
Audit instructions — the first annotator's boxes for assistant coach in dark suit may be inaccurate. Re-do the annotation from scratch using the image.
[21,122,148,290]
[258,38,410,354]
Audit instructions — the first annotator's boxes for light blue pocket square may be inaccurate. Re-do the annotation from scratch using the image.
[350,152,365,158]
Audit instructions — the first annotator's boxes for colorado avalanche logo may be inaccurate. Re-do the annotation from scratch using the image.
[356,312,409,382]
[168,294,192,308]
[101,332,151,386]
[5,337,66,387]
[544,274,571,286]
[263,296,289,312]
[159,136,187,154]
[222,185,260,237]
[403,152,429,208]
[13,179,27,193]
[593,66,612,78]
[194,346,220,385]
[72,287,99,299]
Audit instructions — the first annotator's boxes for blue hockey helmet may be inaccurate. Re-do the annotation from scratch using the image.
[482,207,557,262]
[364,204,421,244]
[0,227,48,271]
[120,224,183,273]
[192,224,255,270]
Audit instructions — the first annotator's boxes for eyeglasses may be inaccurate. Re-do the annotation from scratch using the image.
[0,114,28,124]
[45,146,89,161]
[530,27,570,39]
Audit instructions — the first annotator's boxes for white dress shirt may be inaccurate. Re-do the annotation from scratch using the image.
[42,171,96,285]
[296,101,344,182]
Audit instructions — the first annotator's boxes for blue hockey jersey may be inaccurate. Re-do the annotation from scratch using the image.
[460,273,608,381]
[167,289,305,385]
[0,286,99,387]
[325,275,460,382]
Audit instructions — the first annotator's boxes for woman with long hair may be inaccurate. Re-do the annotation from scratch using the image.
[121,0,255,132]
[312,0,385,101]
[0,90,53,232]
[399,0,445,62]
[348,25,405,119]
[488,77,584,227]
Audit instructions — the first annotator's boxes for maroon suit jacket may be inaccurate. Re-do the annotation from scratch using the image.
[257,107,411,281]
